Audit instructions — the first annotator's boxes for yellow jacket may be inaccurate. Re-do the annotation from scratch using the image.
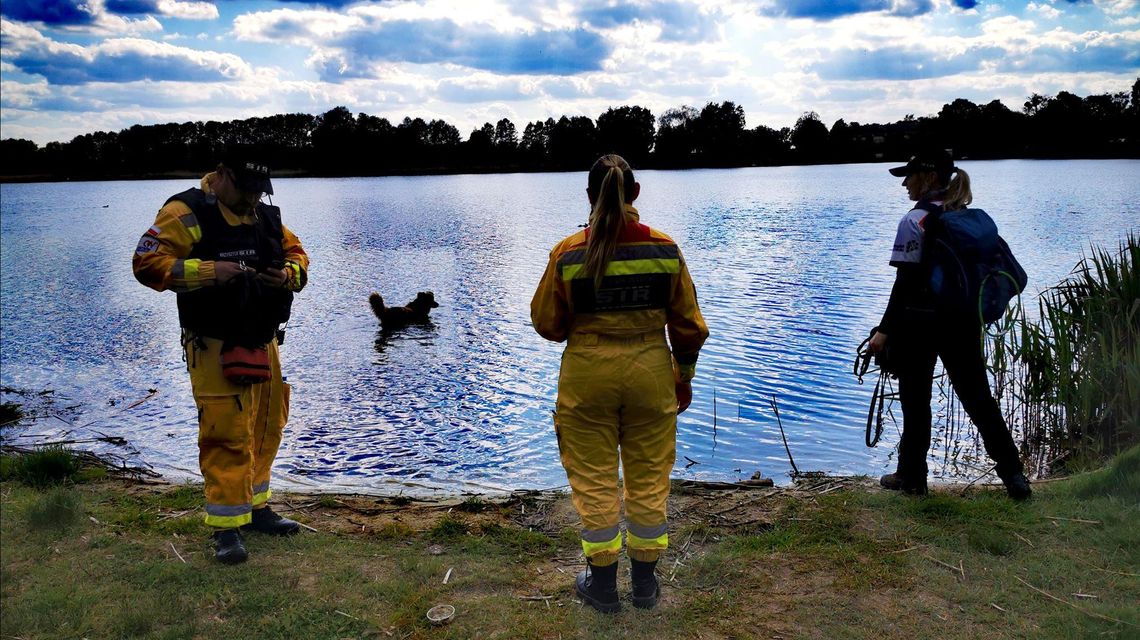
[531,205,708,377]
[133,173,308,293]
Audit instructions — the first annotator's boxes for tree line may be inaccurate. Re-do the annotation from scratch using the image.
[2,80,1137,181]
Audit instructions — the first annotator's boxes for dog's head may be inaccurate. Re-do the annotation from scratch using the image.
[413,291,439,309]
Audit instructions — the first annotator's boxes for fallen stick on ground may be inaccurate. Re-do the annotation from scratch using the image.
[710,491,779,516]
[1044,516,1101,525]
[168,542,186,564]
[924,554,965,579]
[1078,561,1139,578]
[297,522,319,533]
[1015,576,1135,627]
[157,509,193,522]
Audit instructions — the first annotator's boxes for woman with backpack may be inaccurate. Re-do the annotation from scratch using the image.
[531,154,708,612]
[868,148,1031,500]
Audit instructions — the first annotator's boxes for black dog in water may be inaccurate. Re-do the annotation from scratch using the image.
[369,291,439,331]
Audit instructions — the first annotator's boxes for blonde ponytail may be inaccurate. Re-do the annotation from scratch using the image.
[943,167,973,211]
[584,155,634,291]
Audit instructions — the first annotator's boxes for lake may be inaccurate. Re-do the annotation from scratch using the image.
[1,160,1137,494]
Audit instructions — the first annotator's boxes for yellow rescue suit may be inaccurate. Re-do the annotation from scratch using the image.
[134,173,309,528]
[532,205,708,565]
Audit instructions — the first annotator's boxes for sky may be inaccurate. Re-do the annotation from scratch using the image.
[1,0,1138,145]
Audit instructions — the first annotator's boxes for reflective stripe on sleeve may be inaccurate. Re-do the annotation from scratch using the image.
[171,258,204,292]
[179,213,202,243]
[285,260,305,290]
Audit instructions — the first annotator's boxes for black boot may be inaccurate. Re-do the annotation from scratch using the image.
[630,558,660,609]
[213,529,248,565]
[575,560,620,614]
[241,506,301,536]
[1001,473,1032,501]
[879,472,928,496]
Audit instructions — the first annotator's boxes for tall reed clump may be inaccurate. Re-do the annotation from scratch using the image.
[991,232,1139,472]
[1,444,83,488]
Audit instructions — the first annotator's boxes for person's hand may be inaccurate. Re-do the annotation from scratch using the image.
[214,261,244,285]
[257,267,289,288]
[869,331,888,353]
[676,380,692,414]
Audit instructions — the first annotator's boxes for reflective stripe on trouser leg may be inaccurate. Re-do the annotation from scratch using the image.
[252,481,272,507]
[627,522,669,562]
[555,339,624,565]
[189,337,262,528]
[251,339,289,509]
[205,501,253,528]
[581,524,622,560]
[618,334,677,562]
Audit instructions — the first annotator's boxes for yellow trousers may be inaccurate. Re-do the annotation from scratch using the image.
[186,336,290,528]
[555,331,676,566]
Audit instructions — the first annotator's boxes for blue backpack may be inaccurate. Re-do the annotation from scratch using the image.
[920,204,1028,325]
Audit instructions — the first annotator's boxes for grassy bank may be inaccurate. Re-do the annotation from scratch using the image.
[2,448,1137,640]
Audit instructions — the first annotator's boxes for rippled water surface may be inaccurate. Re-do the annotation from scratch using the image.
[2,161,1137,493]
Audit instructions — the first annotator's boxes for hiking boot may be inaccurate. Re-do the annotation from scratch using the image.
[213,529,248,565]
[575,561,621,614]
[1001,473,1032,501]
[241,506,301,536]
[879,472,928,496]
[630,558,660,609]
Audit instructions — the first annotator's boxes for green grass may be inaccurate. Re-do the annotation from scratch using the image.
[3,458,1139,640]
[2,445,82,488]
[22,486,85,532]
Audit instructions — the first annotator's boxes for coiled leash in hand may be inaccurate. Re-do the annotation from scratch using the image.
[854,329,897,448]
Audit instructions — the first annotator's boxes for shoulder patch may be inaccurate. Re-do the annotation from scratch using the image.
[136,235,160,255]
[146,225,161,237]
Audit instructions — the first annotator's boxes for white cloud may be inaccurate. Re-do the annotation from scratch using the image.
[1027,3,1061,19]
[1094,0,1139,16]
[157,0,219,21]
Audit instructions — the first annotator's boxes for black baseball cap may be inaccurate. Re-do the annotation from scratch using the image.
[220,150,274,195]
[888,148,954,179]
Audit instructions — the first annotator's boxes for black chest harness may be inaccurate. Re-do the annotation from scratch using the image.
[168,188,293,347]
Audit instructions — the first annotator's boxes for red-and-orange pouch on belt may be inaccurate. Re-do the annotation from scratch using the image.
[220,344,271,384]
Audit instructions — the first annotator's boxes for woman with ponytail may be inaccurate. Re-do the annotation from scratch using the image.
[869,148,1030,500]
[531,154,708,613]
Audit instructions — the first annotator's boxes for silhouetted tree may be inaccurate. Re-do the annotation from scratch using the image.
[0,138,43,176]
[595,105,655,167]
[654,106,699,167]
[520,119,551,162]
[748,125,789,165]
[312,106,357,174]
[548,116,597,169]
[493,119,518,151]
[790,111,829,162]
[694,101,747,165]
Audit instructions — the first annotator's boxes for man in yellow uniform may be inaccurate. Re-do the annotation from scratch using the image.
[133,151,309,564]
